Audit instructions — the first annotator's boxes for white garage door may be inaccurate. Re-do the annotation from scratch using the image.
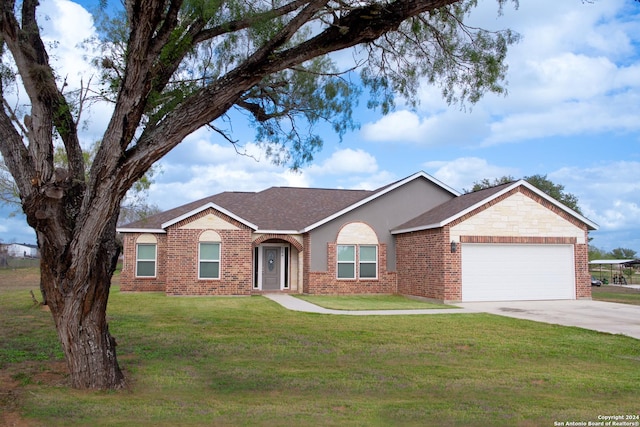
[461,244,575,302]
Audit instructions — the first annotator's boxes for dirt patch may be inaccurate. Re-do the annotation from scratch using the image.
[0,361,69,427]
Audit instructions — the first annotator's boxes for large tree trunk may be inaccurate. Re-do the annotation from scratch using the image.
[38,217,126,390]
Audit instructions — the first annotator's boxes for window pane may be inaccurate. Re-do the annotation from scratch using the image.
[137,244,156,260]
[359,246,377,262]
[200,243,220,260]
[337,263,355,279]
[137,260,155,277]
[359,263,377,278]
[337,245,354,262]
[200,262,219,279]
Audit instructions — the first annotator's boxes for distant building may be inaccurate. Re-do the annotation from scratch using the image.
[2,243,40,258]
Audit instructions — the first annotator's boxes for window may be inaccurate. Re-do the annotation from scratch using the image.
[336,244,378,279]
[199,242,220,279]
[359,245,378,279]
[136,244,156,277]
[337,245,355,279]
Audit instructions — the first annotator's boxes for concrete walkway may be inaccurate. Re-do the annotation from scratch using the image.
[262,293,469,315]
[263,294,640,340]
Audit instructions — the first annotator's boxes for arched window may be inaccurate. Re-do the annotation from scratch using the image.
[336,223,378,280]
[199,230,221,280]
[136,234,157,278]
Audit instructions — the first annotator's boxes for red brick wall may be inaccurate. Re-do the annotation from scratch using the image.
[119,233,167,292]
[164,210,254,296]
[120,208,254,296]
[395,229,592,302]
[305,242,397,294]
[575,230,592,299]
[396,228,451,301]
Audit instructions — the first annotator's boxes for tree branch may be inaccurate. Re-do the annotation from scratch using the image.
[193,0,312,44]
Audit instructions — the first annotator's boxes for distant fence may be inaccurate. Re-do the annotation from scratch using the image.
[0,256,40,269]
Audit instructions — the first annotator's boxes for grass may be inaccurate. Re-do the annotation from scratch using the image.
[295,294,454,310]
[1,268,640,426]
[592,284,640,305]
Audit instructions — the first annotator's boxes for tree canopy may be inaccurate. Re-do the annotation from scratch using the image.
[0,0,518,389]
[467,174,582,214]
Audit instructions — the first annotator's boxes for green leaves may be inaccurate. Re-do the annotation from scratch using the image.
[242,57,360,169]
[361,1,520,111]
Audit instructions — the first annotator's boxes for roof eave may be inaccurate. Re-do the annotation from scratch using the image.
[393,180,600,234]
[391,223,443,235]
[255,230,301,235]
[517,180,600,231]
[116,228,166,234]
[438,180,599,231]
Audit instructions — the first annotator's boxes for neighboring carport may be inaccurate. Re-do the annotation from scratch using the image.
[590,259,639,285]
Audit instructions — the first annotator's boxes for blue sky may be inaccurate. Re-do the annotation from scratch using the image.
[1,0,639,255]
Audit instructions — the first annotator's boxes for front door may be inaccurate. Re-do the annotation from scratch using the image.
[262,247,281,290]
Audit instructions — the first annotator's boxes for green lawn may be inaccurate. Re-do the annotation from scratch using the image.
[1,273,639,426]
[592,285,640,305]
[295,294,454,310]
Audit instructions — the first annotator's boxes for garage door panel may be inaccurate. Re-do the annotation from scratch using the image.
[461,244,575,302]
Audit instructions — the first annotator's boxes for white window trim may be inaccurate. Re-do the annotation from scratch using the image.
[359,245,378,280]
[337,244,356,280]
[135,243,157,278]
[198,242,221,280]
[336,244,379,280]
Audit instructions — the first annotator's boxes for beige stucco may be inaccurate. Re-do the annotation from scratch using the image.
[199,230,222,241]
[136,233,158,244]
[450,192,585,243]
[337,222,378,244]
[179,213,240,230]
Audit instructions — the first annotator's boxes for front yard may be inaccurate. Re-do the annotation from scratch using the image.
[592,284,640,305]
[1,269,639,426]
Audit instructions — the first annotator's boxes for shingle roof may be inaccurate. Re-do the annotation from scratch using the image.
[117,171,463,234]
[391,182,514,233]
[118,186,374,232]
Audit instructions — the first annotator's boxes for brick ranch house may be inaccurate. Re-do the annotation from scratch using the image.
[117,171,598,302]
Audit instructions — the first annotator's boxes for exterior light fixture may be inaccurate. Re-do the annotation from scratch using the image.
[451,241,458,253]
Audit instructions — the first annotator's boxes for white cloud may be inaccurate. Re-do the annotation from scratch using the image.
[0,213,37,244]
[549,161,640,234]
[38,0,97,82]
[361,109,490,147]
[308,148,378,175]
[360,0,640,149]
[422,158,518,192]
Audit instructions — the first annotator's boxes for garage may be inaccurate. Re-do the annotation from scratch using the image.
[461,243,576,302]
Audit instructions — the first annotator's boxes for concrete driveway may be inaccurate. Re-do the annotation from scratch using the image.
[457,300,640,340]
[265,294,640,340]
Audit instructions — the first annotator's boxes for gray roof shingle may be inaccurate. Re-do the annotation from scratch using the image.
[119,186,375,232]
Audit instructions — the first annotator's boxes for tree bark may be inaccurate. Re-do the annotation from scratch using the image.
[37,215,125,389]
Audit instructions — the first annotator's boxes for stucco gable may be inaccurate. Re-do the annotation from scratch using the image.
[450,191,587,243]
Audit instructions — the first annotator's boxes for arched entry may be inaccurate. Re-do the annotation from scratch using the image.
[253,236,303,291]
